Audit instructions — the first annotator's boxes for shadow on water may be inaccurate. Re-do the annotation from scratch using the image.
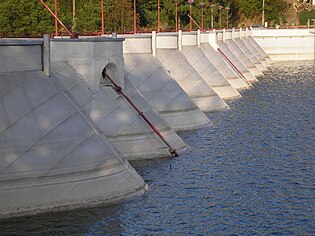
[0,61,314,235]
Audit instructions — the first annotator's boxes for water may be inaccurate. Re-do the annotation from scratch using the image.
[1,62,314,235]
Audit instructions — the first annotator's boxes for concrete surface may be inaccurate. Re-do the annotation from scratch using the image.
[157,49,229,112]
[124,53,211,131]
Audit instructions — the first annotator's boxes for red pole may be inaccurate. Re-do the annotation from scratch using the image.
[158,0,160,32]
[201,7,204,31]
[54,0,58,36]
[134,0,137,33]
[102,70,178,157]
[101,0,104,34]
[218,48,253,87]
[39,0,75,37]
[190,6,192,31]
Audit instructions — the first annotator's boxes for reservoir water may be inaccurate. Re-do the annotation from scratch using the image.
[0,61,314,235]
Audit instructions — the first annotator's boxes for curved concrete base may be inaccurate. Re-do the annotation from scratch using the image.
[218,42,258,83]
[157,49,228,112]
[181,46,241,100]
[124,53,211,131]
[200,43,249,90]
[51,62,186,160]
[0,70,147,219]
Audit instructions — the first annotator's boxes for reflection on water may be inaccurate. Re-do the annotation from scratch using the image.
[0,61,314,235]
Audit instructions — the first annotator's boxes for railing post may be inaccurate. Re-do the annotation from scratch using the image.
[152,31,157,58]
[178,30,182,52]
[43,34,50,76]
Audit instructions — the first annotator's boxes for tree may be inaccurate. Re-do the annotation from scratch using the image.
[0,0,54,36]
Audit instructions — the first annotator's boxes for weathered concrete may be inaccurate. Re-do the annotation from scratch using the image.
[157,49,229,112]
[124,53,211,131]
[200,43,249,90]
[0,67,147,219]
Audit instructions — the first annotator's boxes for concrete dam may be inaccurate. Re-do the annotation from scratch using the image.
[0,28,314,218]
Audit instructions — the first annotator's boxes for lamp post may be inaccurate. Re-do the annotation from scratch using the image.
[187,0,194,31]
[225,7,230,29]
[210,3,215,29]
[158,0,161,32]
[262,0,265,26]
[218,5,223,30]
[72,0,75,31]
[134,0,136,33]
[54,0,58,36]
[200,2,205,31]
[175,0,179,32]
[101,0,104,34]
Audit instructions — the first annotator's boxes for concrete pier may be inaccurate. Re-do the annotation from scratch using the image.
[121,32,229,112]
[123,36,211,131]
[180,32,241,100]
[0,39,147,218]
[50,38,186,159]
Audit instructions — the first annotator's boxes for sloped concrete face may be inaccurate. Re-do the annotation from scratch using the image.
[124,53,211,131]
[224,39,264,77]
[157,49,228,112]
[51,62,186,160]
[242,38,271,68]
[0,70,147,219]
[218,42,258,83]
[247,36,273,65]
[200,43,249,90]
[234,39,267,72]
[181,46,241,100]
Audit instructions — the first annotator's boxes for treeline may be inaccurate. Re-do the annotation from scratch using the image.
[0,0,288,37]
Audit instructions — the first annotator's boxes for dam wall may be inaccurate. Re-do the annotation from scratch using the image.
[252,29,315,61]
[122,36,211,131]
[121,33,229,112]
[0,39,147,218]
[50,38,186,159]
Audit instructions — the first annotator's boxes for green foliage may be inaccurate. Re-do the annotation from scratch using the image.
[300,10,315,25]
[0,0,54,36]
[0,0,292,36]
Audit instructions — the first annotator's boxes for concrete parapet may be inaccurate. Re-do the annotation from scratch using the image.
[252,29,315,61]
[0,39,43,73]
